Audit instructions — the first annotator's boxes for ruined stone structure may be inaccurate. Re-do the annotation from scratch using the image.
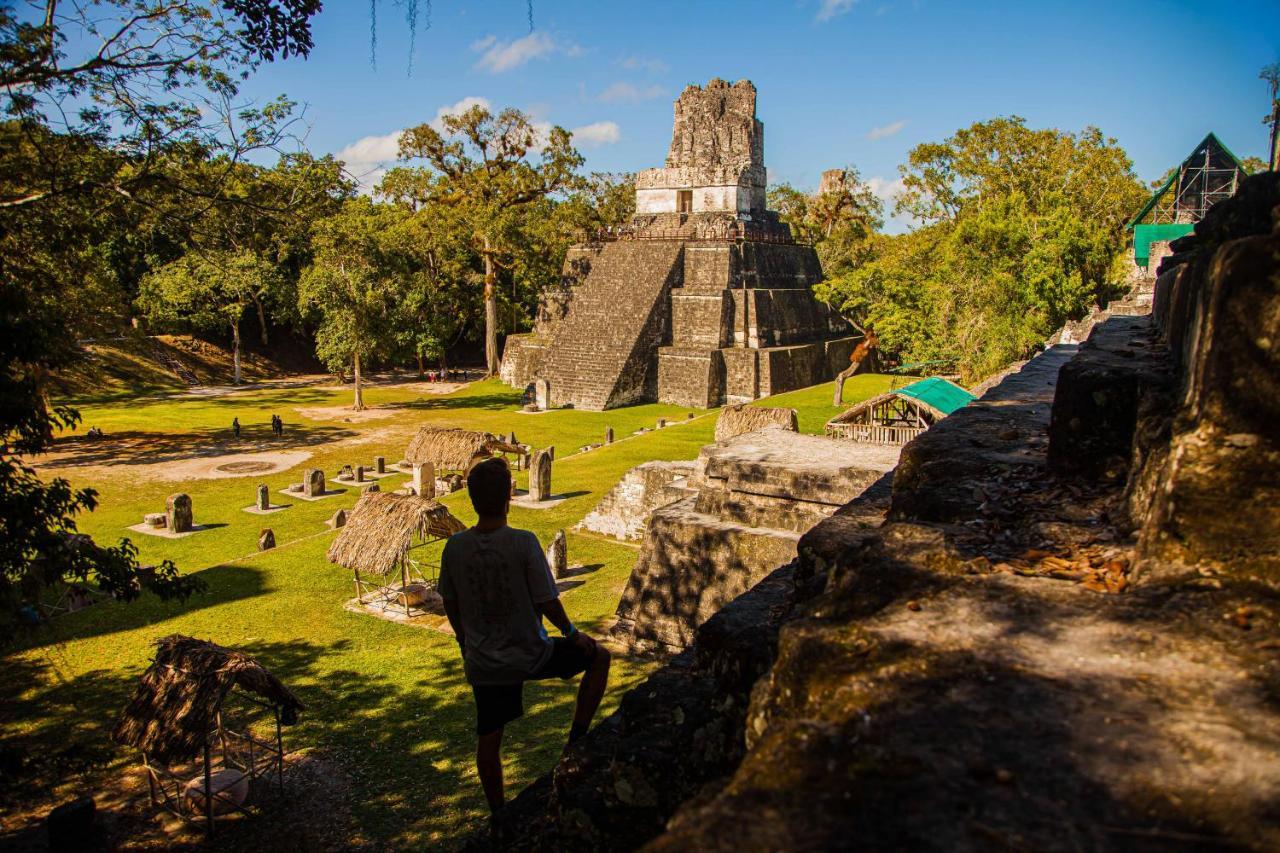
[577,461,696,541]
[614,429,899,652]
[475,174,1280,851]
[500,80,856,410]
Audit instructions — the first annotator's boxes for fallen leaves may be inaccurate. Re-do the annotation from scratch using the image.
[994,549,1131,594]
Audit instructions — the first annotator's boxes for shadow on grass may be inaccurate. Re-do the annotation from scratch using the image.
[559,564,604,579]
[0,628,588,849]
[395,393,519,413]
[8,564,270,653]
[43,425,356,469]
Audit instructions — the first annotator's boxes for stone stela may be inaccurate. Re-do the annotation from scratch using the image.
[303,469,325,498]
[166,493,193,533]
[529,449,552,502]
[412,462,435,499]
[500,78,858,410]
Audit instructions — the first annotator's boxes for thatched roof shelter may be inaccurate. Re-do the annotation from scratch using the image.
[404,427,525,473]
[715,404,799,443]
[112,635,303,765]
[326,491,465,577]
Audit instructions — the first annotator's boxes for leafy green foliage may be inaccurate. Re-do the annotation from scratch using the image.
[817,117,1145,381]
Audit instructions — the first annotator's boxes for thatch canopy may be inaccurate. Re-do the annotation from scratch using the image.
[326,491,465,576]
[715,404,799,442]
[404,427,524,472]
[112,635,303,765]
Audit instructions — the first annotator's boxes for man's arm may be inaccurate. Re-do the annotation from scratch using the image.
[537,598,597,653]
[443,596,465,654]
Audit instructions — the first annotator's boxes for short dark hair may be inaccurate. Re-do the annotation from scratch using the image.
[467,457,511,517]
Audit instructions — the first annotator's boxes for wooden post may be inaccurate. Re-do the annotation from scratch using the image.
[203,742,214,838]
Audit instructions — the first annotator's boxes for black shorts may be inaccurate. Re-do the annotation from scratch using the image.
[472,638,595,736]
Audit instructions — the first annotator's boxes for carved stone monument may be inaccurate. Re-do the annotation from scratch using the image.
[605,426,614,444]
[534,379,551,411]
[374,456,386,474]
[547,529,568,579]
[256,484,269,511]
[303,469,325,498]
[529,449,552,502]
[355,465,365,483]
[499,79,855,410]
[412,462,435,498]
[166,493,192,533]
[326,509,347,529]
[258,529,275,551]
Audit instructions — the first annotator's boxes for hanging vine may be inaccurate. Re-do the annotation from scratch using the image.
[368,1,528,74]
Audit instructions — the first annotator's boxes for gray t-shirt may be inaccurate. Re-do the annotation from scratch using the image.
[438,526,557,685]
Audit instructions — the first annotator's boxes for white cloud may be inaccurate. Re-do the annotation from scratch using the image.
[431,95,492,129]
[866,175,906,204]
[866,119,907,140]
[596,81,665,103]
[816,0,858,21]
[472,31,556,73]
[334,96,493,192]
[619,55,668,74]
[335,130,403,192]
[570,121,621,147]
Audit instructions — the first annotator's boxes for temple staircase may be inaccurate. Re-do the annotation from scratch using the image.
[542,241,684,410]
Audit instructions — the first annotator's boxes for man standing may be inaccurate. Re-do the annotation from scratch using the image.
[439,458,611,815]
[232,417,241,440]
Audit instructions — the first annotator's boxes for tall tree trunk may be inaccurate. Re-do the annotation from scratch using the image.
[416,352,425,378]
[253,294,269,346]
[232,321,242,385]
[483,236,498,376]
[352,352,364,411]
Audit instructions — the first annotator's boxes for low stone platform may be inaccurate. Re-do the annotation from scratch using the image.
[613,430,899,652]
[577,461,696,541]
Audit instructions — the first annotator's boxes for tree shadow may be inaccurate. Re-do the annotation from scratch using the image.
[6,563,270,652]
[1,624,593,848]
[42,425,356,469]
[394,393,519,413]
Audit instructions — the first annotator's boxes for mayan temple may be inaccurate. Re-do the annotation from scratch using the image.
[500,79,856,410]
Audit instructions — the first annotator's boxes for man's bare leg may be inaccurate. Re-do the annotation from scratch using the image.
[477,728,504,812]
[569,646,612,742]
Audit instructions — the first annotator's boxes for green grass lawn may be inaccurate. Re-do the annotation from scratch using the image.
[1,373,896,847]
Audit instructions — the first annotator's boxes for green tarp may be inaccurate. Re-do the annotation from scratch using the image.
[1133,222,1194,268]
[896,377,975,415]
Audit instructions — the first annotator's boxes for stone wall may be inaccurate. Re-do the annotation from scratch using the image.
[614,430,898,653]
[576,461,695,541]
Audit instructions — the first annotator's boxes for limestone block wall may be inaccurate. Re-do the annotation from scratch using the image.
[577,461,695,541]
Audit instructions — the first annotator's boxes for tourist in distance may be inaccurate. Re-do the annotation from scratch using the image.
[231,417,240,440]
[438,458,611,815]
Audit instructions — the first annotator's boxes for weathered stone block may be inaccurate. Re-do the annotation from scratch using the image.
[355,464,365,483]
[165,493,192,533]
[534,378,551,411]
[374,456,385,474]
[256,484,269,511]
[529,449,552,501]
[303,469,325,498]
[258,529,275,551]
[547,529,568,579]
[605,426,614,444]
[326,509,347,529]
[412,462,435,498]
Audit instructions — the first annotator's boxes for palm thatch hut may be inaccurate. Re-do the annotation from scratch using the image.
[404,427,528,478]
[715,404,799,443]
[825,377,975,445]
[327,491,465,617]
[112,635,303,836]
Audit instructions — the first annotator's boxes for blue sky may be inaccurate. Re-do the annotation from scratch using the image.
[238,0,1279,230]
